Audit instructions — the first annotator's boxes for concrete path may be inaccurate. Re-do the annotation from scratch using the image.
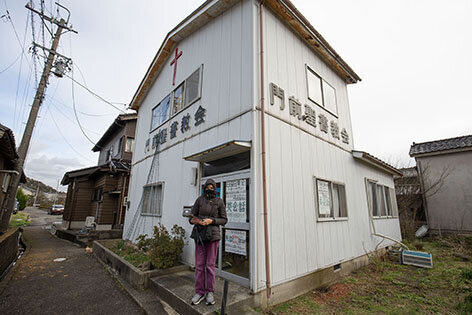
[0,208,160,314]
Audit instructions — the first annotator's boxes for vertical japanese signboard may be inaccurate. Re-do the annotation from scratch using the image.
[317,180,331,217]
[225,179,247,223]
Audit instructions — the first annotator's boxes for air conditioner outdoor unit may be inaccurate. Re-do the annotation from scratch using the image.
[401,250,433,268]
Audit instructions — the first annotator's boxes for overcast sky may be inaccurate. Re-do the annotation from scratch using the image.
[1,0,471,191]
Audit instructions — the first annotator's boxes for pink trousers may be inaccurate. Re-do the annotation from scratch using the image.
[195,240,219,295]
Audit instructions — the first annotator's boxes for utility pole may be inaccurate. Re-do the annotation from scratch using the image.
[33,185,39,207]
[0,3,76,232]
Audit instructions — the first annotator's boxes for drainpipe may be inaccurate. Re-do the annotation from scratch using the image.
[259,0,272,300]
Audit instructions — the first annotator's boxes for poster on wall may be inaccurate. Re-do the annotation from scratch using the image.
[225,179,247,223]
[225,229,246,256]
[317,180,331,217]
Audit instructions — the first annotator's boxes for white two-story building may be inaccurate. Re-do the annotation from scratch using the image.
[124,0,402,305]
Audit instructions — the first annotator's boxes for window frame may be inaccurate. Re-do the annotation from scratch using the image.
[150,65,203,133]
[306,65,338,117]
[365,179,398,219]
[314,177,348,222]
[141,181,164,217]
[2,174,11,193]
[125,137,134,153]
[92,186,104,202]
[150,93,172,132]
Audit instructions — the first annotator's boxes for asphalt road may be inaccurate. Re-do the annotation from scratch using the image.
[0,207,145,314]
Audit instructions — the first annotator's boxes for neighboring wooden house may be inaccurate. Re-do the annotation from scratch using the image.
[124,0,402,305]
[0,124,26,225]
[410,135,472,234]
[61,114,136,230]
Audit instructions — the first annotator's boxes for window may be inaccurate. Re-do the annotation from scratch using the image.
[323,81,337,114]
[125,137,134,153]
[151,94,171,130]
[306,66,338,115]
[315,178,347,220]
[2,174,11,192]
[171,83,185,115]
[150,66,203,131]
[92,187,103,201]
[141,183,163,216]
[307,67,323,106]
[106,148,113,162]
[117,137,123,156]
[366,180,398,218]
[184,67,202,106]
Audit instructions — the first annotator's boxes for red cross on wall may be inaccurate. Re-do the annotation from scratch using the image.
[170,47,182,86]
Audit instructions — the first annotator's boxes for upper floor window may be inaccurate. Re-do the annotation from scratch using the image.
[92,187,103,202]
[172,83,185,115]
[306,66,338,116]
[151,94,171,131]
[151,65,203,131]
[315,178,347,220]
[365,179,398,218]
[2,174,11,193]
[125,137,134,153]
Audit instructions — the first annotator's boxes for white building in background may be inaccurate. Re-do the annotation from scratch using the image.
[124,0,402,305]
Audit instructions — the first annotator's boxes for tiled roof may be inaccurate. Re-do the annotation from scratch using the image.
[409,135,472,156]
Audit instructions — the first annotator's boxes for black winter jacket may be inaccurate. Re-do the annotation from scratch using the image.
[190,179,227,242]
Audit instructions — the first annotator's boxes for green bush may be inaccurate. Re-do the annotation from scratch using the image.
[16,188,28,210]
[142,223,186,269]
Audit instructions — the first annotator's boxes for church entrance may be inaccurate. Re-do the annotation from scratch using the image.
[201,169,250,287]
[184,141,252,287]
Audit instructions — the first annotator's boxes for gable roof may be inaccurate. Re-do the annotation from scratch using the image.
[130,0,361,110]
[409,134,472,157]
[61,161,131,185]
[92,113,137,152]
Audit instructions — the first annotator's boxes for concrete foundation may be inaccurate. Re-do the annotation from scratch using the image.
[256,248,387,307]
[93,239,188,290]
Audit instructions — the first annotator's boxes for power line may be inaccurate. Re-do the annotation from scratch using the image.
[71,66,97,145]
[46,106,94,163]
[46,96,103,135]
[64,73,127,114]
[0,52,21,74]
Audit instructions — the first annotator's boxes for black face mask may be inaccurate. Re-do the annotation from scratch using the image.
[205,189,216,199]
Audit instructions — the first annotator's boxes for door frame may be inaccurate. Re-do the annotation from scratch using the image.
[201,169,251,287]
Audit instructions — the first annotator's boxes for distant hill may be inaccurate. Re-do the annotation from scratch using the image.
[24,177,61,194]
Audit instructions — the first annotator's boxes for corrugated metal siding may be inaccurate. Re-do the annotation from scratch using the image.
[252,5,400,290]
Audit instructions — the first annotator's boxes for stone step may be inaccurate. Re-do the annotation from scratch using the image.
[149,270,257,315]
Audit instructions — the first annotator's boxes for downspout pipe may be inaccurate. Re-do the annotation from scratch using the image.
[259,0,272,300]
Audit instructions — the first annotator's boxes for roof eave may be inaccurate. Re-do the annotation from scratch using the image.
[410,146,472,158]
[352,150,402,177]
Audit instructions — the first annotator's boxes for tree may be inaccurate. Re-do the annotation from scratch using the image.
[16,188,29,211]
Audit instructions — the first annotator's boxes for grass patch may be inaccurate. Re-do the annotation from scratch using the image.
[263,235,472,314]
[9,212,30,227]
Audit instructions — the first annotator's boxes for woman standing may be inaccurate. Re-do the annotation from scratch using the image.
[190,179,227,305]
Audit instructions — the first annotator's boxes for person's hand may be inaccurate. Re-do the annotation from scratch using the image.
[190,216,201,225]
[201,218,213,226]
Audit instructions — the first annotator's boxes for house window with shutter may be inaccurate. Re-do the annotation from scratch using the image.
[141,182,163,216]
[365,179,398,218]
